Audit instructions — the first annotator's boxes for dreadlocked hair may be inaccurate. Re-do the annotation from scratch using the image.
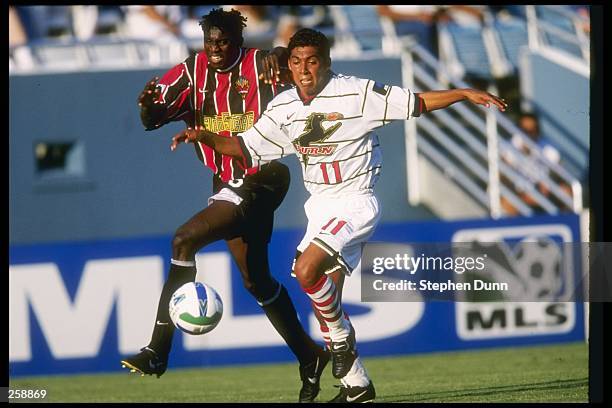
[288,28,331,65]
[199,8,247,46]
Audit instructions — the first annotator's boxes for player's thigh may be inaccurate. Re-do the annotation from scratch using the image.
[220,163,288,246]
[176,200,242,248]
[246,161,290,211]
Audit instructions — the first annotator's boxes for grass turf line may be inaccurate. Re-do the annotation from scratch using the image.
[9,342,587,403]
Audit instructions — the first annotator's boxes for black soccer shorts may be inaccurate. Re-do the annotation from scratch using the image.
[212,161,290,244]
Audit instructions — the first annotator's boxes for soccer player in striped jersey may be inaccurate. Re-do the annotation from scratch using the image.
[121,10,329,403]
[171,28,507,403]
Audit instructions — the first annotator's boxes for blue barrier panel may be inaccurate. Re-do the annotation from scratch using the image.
[9,214,584,377]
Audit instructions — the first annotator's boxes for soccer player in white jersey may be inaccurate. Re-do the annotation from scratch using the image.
[171,28,507,403]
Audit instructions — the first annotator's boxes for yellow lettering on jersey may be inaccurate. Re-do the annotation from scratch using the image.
[201,111,255,133]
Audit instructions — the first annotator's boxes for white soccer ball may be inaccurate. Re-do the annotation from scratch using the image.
[514,236,563,300]
[169,281,223,335]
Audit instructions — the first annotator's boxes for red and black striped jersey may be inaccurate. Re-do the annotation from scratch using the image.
[151,48,279,182]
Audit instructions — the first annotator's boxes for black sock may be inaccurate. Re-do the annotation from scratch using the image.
[261,284,322,366]
[149,261,197,357]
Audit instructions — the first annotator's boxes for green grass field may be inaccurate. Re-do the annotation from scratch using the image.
[9,342,587,403]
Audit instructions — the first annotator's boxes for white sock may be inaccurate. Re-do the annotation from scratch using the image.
[340,356,370,388]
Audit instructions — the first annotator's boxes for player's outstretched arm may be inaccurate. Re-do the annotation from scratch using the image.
[418,88,507,113]
[170,126,242,158]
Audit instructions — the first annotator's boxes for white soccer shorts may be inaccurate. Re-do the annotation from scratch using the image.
[295,193,380,276]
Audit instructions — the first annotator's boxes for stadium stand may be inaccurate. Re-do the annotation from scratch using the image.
[535,5,585,59]
[9,5,589,218]
[492,16,528,73]
[405,44,582,218]
[439,22,493,81]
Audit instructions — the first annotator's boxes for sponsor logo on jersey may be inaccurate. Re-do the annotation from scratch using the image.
[201,111,255,133]
[294,112,344,164]
[234,76,250,100]
[294,145,338,156]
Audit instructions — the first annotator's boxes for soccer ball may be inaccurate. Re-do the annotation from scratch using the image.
[169,281,223,335]
[514,236,563,300]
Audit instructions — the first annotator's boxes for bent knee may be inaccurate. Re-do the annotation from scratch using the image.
[294,258,323,288]
[172,223,209,257]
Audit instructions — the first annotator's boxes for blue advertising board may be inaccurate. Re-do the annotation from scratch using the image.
[9,214,584,377]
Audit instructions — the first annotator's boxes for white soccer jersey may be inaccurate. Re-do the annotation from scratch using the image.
[237,73,422,196]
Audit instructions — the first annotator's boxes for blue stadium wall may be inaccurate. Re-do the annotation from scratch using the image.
[526,52,590,184]
[9,58,433,245]
[9,58,585,377]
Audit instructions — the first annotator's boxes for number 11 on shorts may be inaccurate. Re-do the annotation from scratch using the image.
[322,217,347,235]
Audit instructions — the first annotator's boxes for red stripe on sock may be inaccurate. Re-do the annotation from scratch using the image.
[322,313,343,323]
[303,275,328,294]
[313,291,337,308]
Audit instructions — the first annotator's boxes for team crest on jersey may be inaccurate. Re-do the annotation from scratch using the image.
[294,112,344,164]
[234,76,250,100]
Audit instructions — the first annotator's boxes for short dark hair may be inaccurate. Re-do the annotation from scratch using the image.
[199,8,247,46]
[519,112,539,122]
[519,112,540,138]
[288,28,331,64]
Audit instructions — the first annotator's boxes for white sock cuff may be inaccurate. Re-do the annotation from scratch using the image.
[171,258,195,267]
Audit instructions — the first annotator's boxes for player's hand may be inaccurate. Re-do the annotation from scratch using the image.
[259,52,281,85]
[170,127,201,151]
[138,76,162,109]
[259,47,290,86]
[463,89,507,112]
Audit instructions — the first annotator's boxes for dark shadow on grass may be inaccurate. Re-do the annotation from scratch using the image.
[382,377,588,402]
